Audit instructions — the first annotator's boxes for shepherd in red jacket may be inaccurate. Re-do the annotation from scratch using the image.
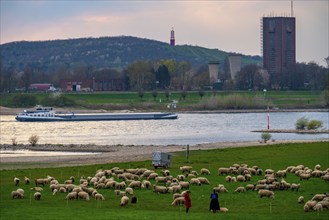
[184,190,192,213]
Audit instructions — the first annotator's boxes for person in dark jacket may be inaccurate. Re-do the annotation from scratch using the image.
[184,190,192,213]
[209,190,220,213]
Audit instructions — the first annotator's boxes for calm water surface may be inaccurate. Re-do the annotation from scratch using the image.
[0,112,328,146]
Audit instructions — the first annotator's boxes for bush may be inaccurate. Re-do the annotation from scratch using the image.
[307,120,323,130]
[295,117,309,130]
[28,135,39,146]
[261,132,272,143]
[42,94,76,107]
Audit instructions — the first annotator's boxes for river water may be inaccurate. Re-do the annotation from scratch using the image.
[0,112,328,146]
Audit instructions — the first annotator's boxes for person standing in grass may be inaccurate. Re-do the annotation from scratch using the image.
[209,190,220,213]
[184,190,192,213]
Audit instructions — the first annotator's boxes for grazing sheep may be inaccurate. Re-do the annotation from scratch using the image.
[180,166,192,173]
[218,168,230,175]
[303,204,310,212]
[190,178,201,186]
[162,170,170,176]
[34,192,41,200]
[318,200,329,209]
[171,197,185,206]
[179,181,190,189]
[225,176,232,182]
[11,191,24,199]
[125,187,134,195]
[201,168,211,175]
[313,203,323,211]
[237,175,246,182]
[114,190,126,197]
[128,181,142,189]
[244,174,252,181]
[298,196,304,204]
[234,186,246,193]
[16,188,24,195]
[213,186,228,193]
[312,194,327,201]
[231,177,237,182]
[30,187,43,192]
[177,175,185,181]
[78,191,90,200]
[172,185,182,193]
[299,173,311,181]
[258,190,274,199]
[24,176,30,185]
[321,175,329,182]
[305,200,317,209]
[52,189,58,195]
[186,173,196,178]
[191,170,199,176]
[153,185,168,194]
[220,207,229,212]
[197,177,210,184]
[95,193,105,201]
[142,180,152,189]
[131,196,137,204]
[120,196,129,206]
[58,187,67,193]
[246,184,255,191]
[314,164,321,170]
[291,183,300,191]
[35,178,45,187]
[155,176,168,184]
[14,177,20,186]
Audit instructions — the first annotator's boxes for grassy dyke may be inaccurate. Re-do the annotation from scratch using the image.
[1,142,328,220]
[0,90,324,110]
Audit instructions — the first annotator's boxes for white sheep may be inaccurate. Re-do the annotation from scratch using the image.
[218,168,230,175]
[312,194,327,201]
[30,187,43,192]
[313,203,323,211]
[147,173,159,180]
[190,178,201,186]
[24,176,30,185]
[53,189,58,195]
[16,188,24,195]
[258,190,274,199]
[234,186,246,193]
[201,168,211,175]
[180,166,192,173]
[290,183,300,191]
[35,178,46,187]
[225,176,232,182]
[171,197,185,206]
[14,177,20,186]
[142,180,152,189]
[125,187,134,195]
[237,175,246,182]
[318,200,329,209]
[94,193,105,201]
[303,204,310,212]
[298,196,304,204]
[246,184,255,191]
[305,200,317,209]
[120,196,129,206]
[155,176,168,184]
[220,207,229,212]
[197,177,210,184]
[78,191,90,200]
[179,181,190,189]
[314,164,321,170]
[11,191,24,199]
[153,185,168,194]
[299,173,311,181]
[34,192,41,200]
[128,181,142,189]
[114,190,126,197]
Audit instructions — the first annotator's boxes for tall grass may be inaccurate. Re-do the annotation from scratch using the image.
[0,142,328,219]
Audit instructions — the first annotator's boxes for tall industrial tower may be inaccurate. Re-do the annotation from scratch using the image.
[170,28,175,46]
[262,15,296,88]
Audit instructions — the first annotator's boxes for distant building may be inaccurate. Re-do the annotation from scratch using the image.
[170,28,175,46]
[225,55,241,81]
[208,61,220,84]
[60,78,126,92]
[262,16,296,87]
[29,84,55,91]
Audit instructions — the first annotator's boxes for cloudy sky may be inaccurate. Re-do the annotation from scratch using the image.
[1,0,328,66]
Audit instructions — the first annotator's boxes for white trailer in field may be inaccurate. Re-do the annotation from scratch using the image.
[152,151,171,169]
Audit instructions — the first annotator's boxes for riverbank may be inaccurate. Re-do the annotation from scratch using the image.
[1,139,328,170]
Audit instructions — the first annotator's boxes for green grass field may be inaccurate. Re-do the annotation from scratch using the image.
[0,90,324,110]
[1,142,328,219]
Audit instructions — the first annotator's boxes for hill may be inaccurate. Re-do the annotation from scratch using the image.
[0,36,261,71]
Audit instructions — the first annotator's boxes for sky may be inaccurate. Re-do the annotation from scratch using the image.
[1,0,328,66]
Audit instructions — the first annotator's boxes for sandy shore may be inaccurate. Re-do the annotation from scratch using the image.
[1,139,327,170]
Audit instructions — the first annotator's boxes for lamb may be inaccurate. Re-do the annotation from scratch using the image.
[30,187,43,192]
[94,193,105,201]
[34,192,41,200]
[153,185,168,194]
[298,196,304,204]
[201,168,211,175]
[78,191,90,200]
[258,190,274,199]
[24,176,30,185]
[234,186,246,193]
[11,191,24,199]
[125,187,134,195]
[220,207,229,212]
[120,196,129,206]
[14,177,20,186]
[171,197,185,206]
[290,183,300,191]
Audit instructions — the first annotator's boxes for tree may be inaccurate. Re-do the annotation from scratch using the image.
[155,64,170,89]
[127,61,153,91]
[235,64,259,90]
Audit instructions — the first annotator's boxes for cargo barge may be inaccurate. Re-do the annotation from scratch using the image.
[15,106,178,122]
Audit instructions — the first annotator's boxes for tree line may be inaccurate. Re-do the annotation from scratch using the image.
[0,58,328,93]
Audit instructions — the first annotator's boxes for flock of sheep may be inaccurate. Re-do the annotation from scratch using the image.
[11,162,329,214]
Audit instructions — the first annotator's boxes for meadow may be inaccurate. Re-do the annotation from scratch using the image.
[0,142,328,220]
